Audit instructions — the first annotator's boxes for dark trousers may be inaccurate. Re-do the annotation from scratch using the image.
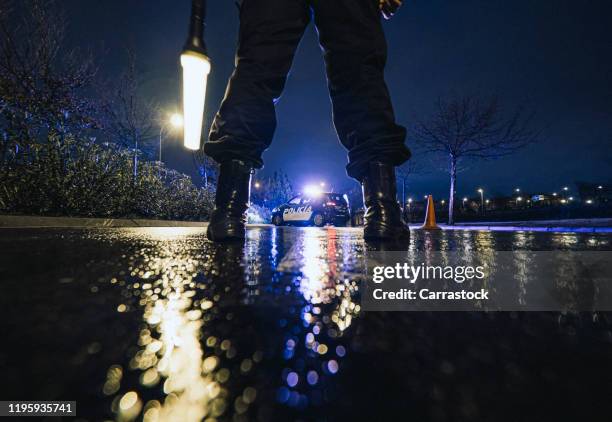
[205,0,411,181]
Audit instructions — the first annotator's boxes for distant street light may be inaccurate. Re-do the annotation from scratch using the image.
[598,185,603,189]
[515,188,520,193]
[586,199,593,204]
[404,197,413,223]
[254,182,261,189]
[517,196,523,202]
[563,186,569,191]
[552,192,558,197]
[181,0,211,150]
[170,113,184,128]
[159,113,183,165]
[477,188,484,214]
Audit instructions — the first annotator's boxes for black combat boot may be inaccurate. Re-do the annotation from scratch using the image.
[362,162,410,240]
[207,159,253,241]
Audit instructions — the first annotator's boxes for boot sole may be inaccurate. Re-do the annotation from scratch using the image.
[364,223,410,241]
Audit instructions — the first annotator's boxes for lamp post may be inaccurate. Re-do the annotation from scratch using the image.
[181,0,211,151]
[406,197,413,223]
[159,113,184,165]
[477,188,484,215]
[562,186,569,201]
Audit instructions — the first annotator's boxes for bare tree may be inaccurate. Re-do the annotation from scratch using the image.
[396,158,423,208]
[251,170,294,210]
[0,0,97,159]
[414,95,539,224]
[102,48,158,180]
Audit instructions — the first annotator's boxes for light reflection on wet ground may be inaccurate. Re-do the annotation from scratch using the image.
[1,226,612,421]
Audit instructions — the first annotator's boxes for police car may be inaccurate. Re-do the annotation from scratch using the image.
[271,192,351,227]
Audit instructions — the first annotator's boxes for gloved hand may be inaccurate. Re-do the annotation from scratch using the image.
[379,0,403,20]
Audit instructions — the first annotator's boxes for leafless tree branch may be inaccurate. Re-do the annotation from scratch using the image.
[413,94,541,224]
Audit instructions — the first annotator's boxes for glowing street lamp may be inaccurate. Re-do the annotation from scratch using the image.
[170,113,184,128]
[181,0,211,151]
[254,181,261,189]
[159,113,183,165]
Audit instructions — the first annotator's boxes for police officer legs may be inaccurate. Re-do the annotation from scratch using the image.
[205,0,410,241]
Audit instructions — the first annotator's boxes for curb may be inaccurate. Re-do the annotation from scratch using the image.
[0,215,210,228]
[437,224,612,233]
[2,215,611,233]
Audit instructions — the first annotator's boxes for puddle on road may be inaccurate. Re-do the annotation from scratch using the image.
[98,227,363,422]
[3,227,612,421]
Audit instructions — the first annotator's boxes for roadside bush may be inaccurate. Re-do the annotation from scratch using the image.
[0,135,214,220]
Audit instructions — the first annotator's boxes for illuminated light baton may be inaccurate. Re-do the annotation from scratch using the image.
[181,0,211,150]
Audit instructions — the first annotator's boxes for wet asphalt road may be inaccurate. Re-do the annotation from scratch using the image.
[1,226,612,422]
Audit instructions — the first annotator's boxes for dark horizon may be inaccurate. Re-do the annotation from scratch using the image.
[63,0,612,199]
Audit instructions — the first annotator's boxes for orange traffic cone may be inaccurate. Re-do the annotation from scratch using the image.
[421,195,441,230]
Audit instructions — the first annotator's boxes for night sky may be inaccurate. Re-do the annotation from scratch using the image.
[63,0,612,199]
